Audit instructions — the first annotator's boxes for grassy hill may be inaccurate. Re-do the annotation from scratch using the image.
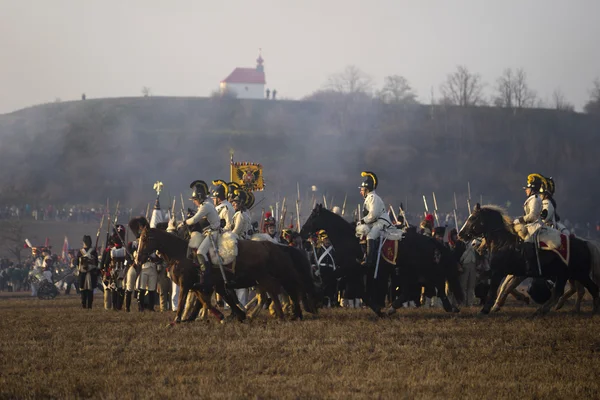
[0,96,599,225]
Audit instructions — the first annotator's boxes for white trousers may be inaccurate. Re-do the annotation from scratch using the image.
[139,268,158,291]
[366,219,390,240]
[189,231,219,258]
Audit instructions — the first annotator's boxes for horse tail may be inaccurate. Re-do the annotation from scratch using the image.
[585,239,600,283]
[278,245,319,314]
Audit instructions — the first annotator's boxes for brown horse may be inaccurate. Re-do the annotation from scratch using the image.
[135,225,316,322]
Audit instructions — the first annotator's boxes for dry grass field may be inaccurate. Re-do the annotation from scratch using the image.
[1,293,599,400]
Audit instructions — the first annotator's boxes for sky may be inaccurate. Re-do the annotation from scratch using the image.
[1,0,599,114]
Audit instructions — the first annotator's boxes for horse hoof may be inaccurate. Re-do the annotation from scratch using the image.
[491,307,501,313]
[479,307,490,315]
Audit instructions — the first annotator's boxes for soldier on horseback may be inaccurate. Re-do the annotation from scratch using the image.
[231,189,252,239]
[212,180,235,231]
[514,174,544,276]
[184,180,221,291]
[357,171,392,268]
[540,176,570,235]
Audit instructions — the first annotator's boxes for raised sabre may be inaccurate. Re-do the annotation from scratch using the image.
[373,238,386,279]
[207,231,228,285]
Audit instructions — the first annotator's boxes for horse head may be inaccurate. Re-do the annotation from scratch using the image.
[135,226,156,265]
[300,203,326,238]
[459,203,515,242]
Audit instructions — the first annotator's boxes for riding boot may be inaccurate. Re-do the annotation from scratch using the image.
[147,291,156,311]
[125,291,132,312]
[138,290,146,312]
[523,242,540,277]
[365,239,377,268]
[191,255,212,291]
[111,290,119,311]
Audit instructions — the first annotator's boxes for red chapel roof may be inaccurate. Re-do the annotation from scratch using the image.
[221,68,266,84]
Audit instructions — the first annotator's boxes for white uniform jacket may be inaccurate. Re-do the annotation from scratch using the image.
[232,210,251,239]
[361,190,392,240]
[216,201,235,231]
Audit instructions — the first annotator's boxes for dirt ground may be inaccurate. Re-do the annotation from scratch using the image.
[0,292,599,400]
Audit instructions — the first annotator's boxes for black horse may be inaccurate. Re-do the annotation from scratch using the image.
[300,204,463,317]
[458,203,600,315]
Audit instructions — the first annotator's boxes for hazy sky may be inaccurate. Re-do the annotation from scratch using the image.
[1,0,599,114]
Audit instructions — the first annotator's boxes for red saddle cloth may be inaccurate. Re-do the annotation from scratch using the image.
[381,240,399,266]
[539,234,570,266]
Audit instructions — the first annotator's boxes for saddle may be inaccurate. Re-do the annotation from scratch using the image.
[535,227,570,266]
[207,231,239,267]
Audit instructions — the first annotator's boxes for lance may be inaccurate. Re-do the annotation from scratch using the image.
[341,193,347,216]
[432,192,440,226]
[322,194,328,209]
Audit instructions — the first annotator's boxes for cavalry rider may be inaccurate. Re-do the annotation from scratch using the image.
[514,174,544,276]
[212,180,235,231]
[420,214,435,237]
[357,171,392,268]
[263,212,282,243]
[183,180,221,291]
[77,234,99,309]
[231,189,252,239]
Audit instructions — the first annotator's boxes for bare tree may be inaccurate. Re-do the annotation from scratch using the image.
[0,219,25,263]
[378,75,417,104]
[584,78,600,114]
[326,65,373,95]
[141,87,152,97]
[494,68,536,108]
[440,65,484,106]
[512,68,536,108]
[551,89,575,111]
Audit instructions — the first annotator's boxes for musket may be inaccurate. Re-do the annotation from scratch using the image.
[322,194,328,209]
[357,204,361,220]
[260,208,265,232]
[341,193,347,216]
[423,195,429,218]
[432,192,440,226]
[280,207,287,232]
[467,182,472,214]
[145,203,150,220]
[295,200,301,232]
[453,192,458,211]
[389,205,399,225]
[453,209,459,232]
[399,203,409,229]
[94,214,105,252]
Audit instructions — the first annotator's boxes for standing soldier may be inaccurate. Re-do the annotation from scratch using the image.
[182,180,221,292]
[212,180,235,231]
[420,214,435,237]
[100,225,129,310]
[513,174,544,276]
[315,230,338,308]
[357,171,392,268]
[156,255,171,311]
[124,241,138,312]
[77,235,99,309]
[138,252,159,311]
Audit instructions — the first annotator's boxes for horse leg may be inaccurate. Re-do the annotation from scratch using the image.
[217,286,246,322]
[184,295,202,322]
[246,290,266,320]
[173,287,188,324]
[556,279,578,311]
[574,282,586,313]
[193,290,225,323]
[437,279,458,313]
[491,275,524,312]
[574,275,600,314]
[535,275,568,316]
[481,271,505,314]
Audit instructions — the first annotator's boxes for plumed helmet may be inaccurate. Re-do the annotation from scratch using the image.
[245,191,255,209]
[226,182,240,201]
[190,180,209,200]
[359,171,378,191]
[425,214,434,224]
[316,229,328,239]
[524,174,544,193]
[281,228,294,243]
[264,211,275,227]
[82,235,92,248]
[113,224,126,241]
[231,189,247,206]
[542,176,555,196]
[211,179,228,200]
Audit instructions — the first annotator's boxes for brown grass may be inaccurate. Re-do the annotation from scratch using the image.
[1,293,599,399]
